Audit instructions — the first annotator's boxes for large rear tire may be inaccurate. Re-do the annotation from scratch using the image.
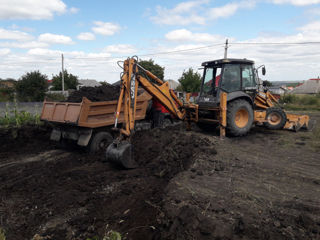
[227,99,253,136]
[89,131,113,153]
[264,108,287,130]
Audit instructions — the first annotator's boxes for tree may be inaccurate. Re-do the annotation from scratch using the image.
[16,71,48,101]
[177,68,202,93]
[263,80,272,87]
[138,59,165,80]
[52,70,79,90]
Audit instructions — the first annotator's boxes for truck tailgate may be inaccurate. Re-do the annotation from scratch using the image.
[41,101,82,124]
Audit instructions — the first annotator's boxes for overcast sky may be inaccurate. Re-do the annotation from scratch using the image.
[1,0,320,83]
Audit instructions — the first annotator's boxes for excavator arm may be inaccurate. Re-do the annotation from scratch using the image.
[107,57,193,168]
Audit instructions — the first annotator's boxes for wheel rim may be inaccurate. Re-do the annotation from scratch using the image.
[267,112,281,126]
[235,108,249,128]
[99,139,110,150]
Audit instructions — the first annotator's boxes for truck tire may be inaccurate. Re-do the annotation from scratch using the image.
[264,108,287,130]
[89,132,113,153]
[227,99,253,136]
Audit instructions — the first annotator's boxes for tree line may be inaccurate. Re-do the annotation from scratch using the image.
[0,70,79,102]
[0,59,202,102]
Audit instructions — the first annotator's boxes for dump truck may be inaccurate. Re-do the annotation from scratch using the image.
[40,91,152,152]
[106,57,311,168]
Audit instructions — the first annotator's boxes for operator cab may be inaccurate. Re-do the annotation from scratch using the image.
[198,58,258,107]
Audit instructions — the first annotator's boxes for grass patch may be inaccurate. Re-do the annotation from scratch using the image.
[280,94,320,111]
[0,99,41,128]
[0,228,6,240]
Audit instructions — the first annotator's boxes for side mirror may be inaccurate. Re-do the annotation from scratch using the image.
[262,66,266,76]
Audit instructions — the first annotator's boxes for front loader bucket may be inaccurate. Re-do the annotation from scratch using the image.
[106,141,137,169]
[284,113,311,132]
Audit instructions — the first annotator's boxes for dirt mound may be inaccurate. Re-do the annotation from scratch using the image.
[66,84,120,102]
[0,125,54,160]
[0,125,211,240]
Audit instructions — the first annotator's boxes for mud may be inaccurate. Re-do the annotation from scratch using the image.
[66,84,120,102]
[0,125,210,240]
[0,112,319,240]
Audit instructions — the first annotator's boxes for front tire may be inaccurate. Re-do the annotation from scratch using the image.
[264,108,287,130]
[227,99,253,136]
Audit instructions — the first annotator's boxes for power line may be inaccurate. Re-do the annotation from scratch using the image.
[63,41,320,60]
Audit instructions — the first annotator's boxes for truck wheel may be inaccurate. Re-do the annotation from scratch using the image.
[89,132,113,153]
[264,108,287,130]
[227,99,253,136]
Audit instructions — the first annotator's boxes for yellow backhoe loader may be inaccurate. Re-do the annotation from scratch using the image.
[106,57,310,168]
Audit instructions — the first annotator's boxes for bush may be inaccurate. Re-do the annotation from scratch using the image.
[16,71,48,102]
[45,93,66,101]
[280,94,320,111]
[0,87,15,102]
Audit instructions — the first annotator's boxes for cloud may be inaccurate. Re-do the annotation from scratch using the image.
[69,7,79,14]
[150,0,208,25]
[150,0,255,25]
[0,28,33,41]
[92,21,121,36]
[208,1,256,20]
[0,48,10,56]
[77,32,95,41]
[298,21,320,32]
[104,44,137,54]
[165,29,226,43]
[38,33,74,45]
[270,0,320,6]
[27,48,62,56]
[0,41,49,49]
[0,0,66,20]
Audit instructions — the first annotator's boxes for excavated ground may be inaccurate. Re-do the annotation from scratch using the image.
[0,112,319,240]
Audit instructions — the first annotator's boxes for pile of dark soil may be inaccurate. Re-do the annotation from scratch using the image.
[0,125,54,159]
[0,125,211,240]
[66,84,120,102]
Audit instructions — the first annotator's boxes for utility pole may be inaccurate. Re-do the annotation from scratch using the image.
[224,39,228,59]
[61,53,65,93]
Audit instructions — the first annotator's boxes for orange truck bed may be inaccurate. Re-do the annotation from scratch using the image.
[41,91,152,128]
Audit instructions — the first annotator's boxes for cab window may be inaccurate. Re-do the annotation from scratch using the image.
[242,65,255,88]
[221,64,241,92]
[202,67,214,95]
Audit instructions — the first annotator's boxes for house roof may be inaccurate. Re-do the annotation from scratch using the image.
[290,79,320,94]
[78,79,101,87]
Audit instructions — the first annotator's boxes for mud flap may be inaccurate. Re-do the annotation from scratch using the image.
[77,129,92,146]
[50,128,61,142]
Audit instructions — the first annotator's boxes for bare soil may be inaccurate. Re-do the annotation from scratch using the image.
[66,84,120,102]
[0,112,319,240]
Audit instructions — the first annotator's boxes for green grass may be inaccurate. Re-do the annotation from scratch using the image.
[0,228,6,240]
[280,94,320,111]
[0,99,41,128]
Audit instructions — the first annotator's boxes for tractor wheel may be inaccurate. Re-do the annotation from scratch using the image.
[89,131,113,153]
[227,99,253,136]
[264,108,287,130]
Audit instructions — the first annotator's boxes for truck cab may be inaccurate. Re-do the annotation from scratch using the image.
[197,58,258,108]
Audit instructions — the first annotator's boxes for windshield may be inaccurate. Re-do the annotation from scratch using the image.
[221,64,241,92]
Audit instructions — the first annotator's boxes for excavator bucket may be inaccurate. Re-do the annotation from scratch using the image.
[106,141,138,169]
[284,113,312,132]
